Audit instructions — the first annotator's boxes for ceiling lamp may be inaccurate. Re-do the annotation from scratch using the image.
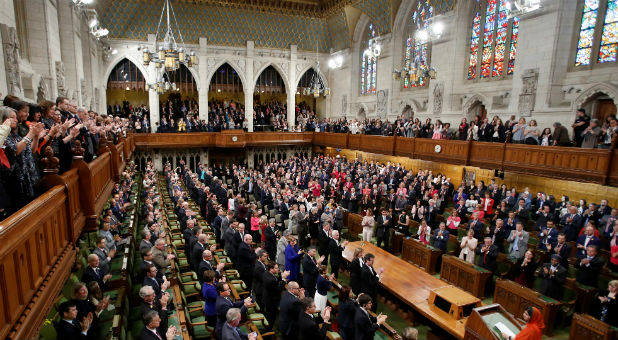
[141,0,196,94]
[328,55,343,69]
[364,38,381,59]
[303,34,329,98]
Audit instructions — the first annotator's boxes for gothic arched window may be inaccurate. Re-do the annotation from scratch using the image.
[360,23,378,95]
[574,0,618,66]
[403,0,434,88]
[467,0,519,80]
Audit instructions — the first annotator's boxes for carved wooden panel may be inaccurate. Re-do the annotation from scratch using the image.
[414,139,469,165]
[469,142,504,170]
[570,313,618,340]
[401,238,441,274]
[394,137,415,158]
[440,255,492,298]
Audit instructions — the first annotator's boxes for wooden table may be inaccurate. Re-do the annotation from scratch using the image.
[400,238,442,274]
[494,279,561,336]
[343,241,479,339]
[440,255,492,298]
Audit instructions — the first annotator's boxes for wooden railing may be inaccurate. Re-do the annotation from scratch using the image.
[131,131,618,186]
[0,136,135,340]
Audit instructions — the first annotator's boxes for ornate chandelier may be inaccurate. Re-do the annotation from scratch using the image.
[304,32,329,98]
[140,0,197,94]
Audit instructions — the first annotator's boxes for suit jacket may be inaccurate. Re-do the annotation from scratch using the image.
[553,242,572,268]
[252,261,267,296]
[318,230,331,255]
[349,258,363,294]
[538,263,567,299]
[139,239,153,252]
[139,327,166,340]
[360,264,380,297]
[236,242,255,275]
[264,226,278,253]
[302,255,320,290]
[220,322,249,340]
[279,291,303,337]
[432,229,450,252]
[376,215,392,238]
[328,239,345,267]
[468,219,485,240]
[337,300,358,329]
[215,296,247,339]
[575,235,601,258]
[191,242,206,271]
[354,307,380,340]
[151,247,170,269]
[575,256,604,286]
[476,244,498,272]
[507,230,529,260]
[143,276,164,297]
[261,271,286,309]
[140,300,169,334]
[538,227,559,251]
[298,313,330,340]
[197,260,215,284]
[55,319,88,340]
[92,248,111,274]
[82,266,107,289]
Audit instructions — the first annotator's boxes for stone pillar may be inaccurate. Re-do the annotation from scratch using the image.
[245,41,254,132]
[287,45,297,130]
[57,0,83,105]
[149,89,160,128]
[198,37,208,122]
[153,152,162,171]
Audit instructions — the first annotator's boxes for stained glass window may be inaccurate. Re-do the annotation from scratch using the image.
[467,0,519,80]
[403,0,434,88]
[361,23,378,95]
[575,0,618,66]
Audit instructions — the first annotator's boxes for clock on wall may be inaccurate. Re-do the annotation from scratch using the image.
[232,136,238,142]
[434,145,442,153]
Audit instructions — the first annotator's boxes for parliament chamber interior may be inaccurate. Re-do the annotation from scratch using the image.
[1,0,618,339]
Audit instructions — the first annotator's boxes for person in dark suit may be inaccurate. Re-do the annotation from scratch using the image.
[140,310,176,340]
[487,219,508,252]
[252,249,268,309]
[142,264,170,298]
[575,225,602,259]
[191,234,208,272]
[236,234,256,292]
[197,250,225,284]
[318,224,332,265]
[575,245,604,287]
[349,248,364,296]
[376,209,393,249]
[297,297,332,340]
[432,222,450,253]
[360,253,383,312]
[138,285,170,332]
[55,301,92,340]
[220,308,257,340]
[337,286,357,340]
[279,280,305,340]
[215,282,252,340]
[263,219,278,261]
[354,294,388,340]
[476,237,499,273]
[468,212,485,241]
[261,262,290,330]
[302,247,323,297]
[537,254,567,300]
[548,234,572,268]
[329,230,348,279]
[81,254,111,290]
[597,280,618,327]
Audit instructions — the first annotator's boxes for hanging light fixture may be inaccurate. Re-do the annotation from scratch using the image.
[302,20,330,98]
[140,0,197,94]
[393,16,443,83]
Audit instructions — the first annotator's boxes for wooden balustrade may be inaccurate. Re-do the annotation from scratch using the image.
[131,131,617,186]
[71,151,115,230]
[0,186,77,340]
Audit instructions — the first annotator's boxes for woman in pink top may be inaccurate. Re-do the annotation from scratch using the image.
[418,220,431,245]
[446,210,461,230]
[250,210,261,242]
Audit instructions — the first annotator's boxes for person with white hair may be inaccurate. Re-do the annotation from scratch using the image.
[221,308,257,340]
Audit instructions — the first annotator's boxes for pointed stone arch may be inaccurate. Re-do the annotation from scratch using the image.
[296,64,329,89]
[254,62,290,94]
[572,83,618,112]
[206,60,247,91]
[462,93,490,116]
[103,54,149,88]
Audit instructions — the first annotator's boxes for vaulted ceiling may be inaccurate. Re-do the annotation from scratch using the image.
[96,0,455,52]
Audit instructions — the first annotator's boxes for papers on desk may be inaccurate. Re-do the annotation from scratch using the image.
[495,322,515,339]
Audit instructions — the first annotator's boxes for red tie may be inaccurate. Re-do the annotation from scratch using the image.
[0,149,9,169]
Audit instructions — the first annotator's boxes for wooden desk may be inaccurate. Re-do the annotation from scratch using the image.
[464,304,524,340]
[569,313,618,340]
[391,232,404,255]
[440,255,492,298]
[493,279,561,336]
[344,212,363,239]
[343,242,479,339]
[401,238,442,274]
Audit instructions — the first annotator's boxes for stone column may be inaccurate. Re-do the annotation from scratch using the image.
[245,41,254,132]
[198,37,208,122]
[149,89,160,128]
[287,45,297,130]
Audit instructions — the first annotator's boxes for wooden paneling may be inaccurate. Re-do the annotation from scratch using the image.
[0,187,73,340]
[569,313,618,340]
[494,279,561,336]
[468,141,504,170]
[394,136,415,158]
[72,151,115,230]
[348,133,361,150]
[315,132,347,149]
[440,255,492,299]
[359,135,394,155]
[414,139,469,165]
[401,238,442,274]
[608,149,617,186]
[40,169,85,243]
[504,144,611,183]
[246,132,313,147]
[133,132,217,149]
